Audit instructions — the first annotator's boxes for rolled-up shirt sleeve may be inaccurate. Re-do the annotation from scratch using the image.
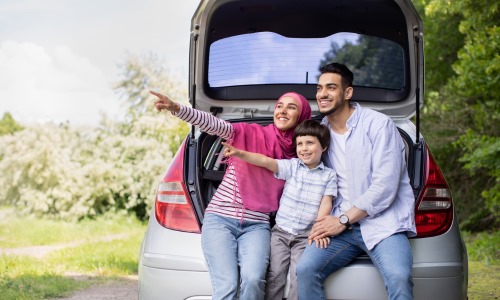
[325,171,337,198]
[275,159,294,180]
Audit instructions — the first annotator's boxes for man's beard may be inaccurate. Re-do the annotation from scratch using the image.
[319,100,342,116]
[319,105,340,116]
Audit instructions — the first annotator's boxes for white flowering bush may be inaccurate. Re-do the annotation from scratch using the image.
[0,53,190,220]
[0,113,188,221]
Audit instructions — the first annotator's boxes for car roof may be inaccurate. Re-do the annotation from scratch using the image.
[189,0,423,120]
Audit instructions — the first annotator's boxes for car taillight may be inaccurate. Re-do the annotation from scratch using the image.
[415,146,453,238]
[155,141,201,233]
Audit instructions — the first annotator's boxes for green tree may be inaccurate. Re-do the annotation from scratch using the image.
[114,52,190,154]
[0,112,23,136]
[318,36,404,89]
[415,0,500,230]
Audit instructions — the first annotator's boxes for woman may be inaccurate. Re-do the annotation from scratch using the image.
[151,90,311,300]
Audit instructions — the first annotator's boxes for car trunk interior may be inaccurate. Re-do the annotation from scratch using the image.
[190,117,420,223]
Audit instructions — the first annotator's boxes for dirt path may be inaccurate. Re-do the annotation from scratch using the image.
[54,275,138,300]
[0,233,130,258]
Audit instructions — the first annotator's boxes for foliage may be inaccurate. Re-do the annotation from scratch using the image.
[455,131,500,224]
[114,52,190,159]
[114,52,188,120]
[0,53,190,221]
[0,112,23,136]
[318,36,404,89]
[0,122,170,221]
[463,230,500,265]
[414,0,500,230]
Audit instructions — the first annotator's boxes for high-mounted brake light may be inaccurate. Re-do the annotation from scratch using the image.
[415,147,453,238]
[155,141,201,233]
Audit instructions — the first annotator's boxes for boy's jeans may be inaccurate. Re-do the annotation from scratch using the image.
[201,213,271,300]
[297,224,413,300]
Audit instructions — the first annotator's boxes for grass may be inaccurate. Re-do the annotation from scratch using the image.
[46,235,142,276]
[0,207,498,299]
[0,207,144,248]
[0,207,147,300]
[0,255,92,300]
[463,230,500,300]
[468,261,500,300]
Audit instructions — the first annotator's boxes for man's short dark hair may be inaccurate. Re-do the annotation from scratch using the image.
[319,63,354,89]
[293,119,330,149]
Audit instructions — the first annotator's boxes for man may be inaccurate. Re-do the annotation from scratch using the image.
[296,63,416,300]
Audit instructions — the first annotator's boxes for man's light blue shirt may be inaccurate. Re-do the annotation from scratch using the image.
[321,103,416,250]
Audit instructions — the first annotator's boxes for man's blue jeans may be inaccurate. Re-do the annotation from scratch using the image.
[296,224,413,300]
[201,213,271,300]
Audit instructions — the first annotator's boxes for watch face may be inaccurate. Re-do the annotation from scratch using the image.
[340,215,349,224]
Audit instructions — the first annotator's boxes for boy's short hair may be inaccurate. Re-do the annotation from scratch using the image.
[293,119,331,149]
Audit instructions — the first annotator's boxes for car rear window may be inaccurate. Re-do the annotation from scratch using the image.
[208,32,404,90]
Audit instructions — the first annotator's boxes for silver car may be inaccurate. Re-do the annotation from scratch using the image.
[138,0,468,299]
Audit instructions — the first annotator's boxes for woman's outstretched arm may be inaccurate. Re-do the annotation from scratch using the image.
[151,90,233,139]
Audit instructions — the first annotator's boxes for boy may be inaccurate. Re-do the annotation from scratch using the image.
[222,119,337,300]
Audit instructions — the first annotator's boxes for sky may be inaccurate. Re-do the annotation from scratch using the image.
[0,0,200,126]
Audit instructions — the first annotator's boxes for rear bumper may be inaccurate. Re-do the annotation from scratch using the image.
[138,263,212,300]
[138,215,467,300]
[138,254,467,300]
[323,259,467,300]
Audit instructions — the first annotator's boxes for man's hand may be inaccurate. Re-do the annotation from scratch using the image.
[308,215,346,244]
[150,90,180,113]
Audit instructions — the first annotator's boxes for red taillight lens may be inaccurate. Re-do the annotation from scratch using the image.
[155,141,201,233]
[415,147,453,238]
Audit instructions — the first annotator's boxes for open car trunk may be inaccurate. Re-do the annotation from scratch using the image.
[188,118,421,224]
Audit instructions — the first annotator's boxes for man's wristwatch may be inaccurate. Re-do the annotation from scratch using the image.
[339,214,352,229]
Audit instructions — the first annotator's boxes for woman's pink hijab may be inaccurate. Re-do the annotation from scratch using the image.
[230,92,312,213]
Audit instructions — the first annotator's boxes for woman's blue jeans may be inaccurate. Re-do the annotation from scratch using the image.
[201,213,271,300]
[296,224,413,300]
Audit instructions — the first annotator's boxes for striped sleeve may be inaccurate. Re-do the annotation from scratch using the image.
[175,104,234,139]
